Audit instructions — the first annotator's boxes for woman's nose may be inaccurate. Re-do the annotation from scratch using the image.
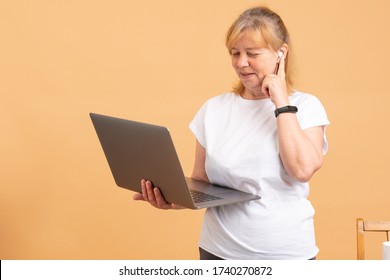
[236,55,249,68]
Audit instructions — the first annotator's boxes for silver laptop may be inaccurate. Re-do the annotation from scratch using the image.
[90,113,260,209]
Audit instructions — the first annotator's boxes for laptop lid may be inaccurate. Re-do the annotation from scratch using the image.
[90,113,260,209]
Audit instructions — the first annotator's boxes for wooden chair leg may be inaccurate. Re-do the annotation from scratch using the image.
[357,218,365,260]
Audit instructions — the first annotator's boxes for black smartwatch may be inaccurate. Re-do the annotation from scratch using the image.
[274,105,298,118]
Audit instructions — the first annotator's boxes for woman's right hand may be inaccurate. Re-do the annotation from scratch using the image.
[133,179,185,210]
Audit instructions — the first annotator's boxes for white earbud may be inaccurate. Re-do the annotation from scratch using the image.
[278,51,283,58]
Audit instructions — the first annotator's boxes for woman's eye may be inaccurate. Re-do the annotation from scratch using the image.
[230,52,261,57]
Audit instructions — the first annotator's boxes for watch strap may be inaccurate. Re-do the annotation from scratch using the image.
[274,105,298,117]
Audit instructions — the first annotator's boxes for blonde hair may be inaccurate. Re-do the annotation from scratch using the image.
[226,6,295,95]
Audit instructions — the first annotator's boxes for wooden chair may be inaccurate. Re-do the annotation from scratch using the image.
[356,218,390,259]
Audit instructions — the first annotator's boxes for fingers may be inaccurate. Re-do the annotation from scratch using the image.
[277,54,286,76]
[141,179,148,201]
[261,77,271,98]
[133,193,144,201]
[141,179,158,207]
[146,180,156,205]
[262,56,288,105]
[171,203,186,210]
[153,187,174,209]
[137,179,179,210]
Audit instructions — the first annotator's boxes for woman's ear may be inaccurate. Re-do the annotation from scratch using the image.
[278,43,289,60]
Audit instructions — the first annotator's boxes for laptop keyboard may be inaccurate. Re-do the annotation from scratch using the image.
[190,190,223,203]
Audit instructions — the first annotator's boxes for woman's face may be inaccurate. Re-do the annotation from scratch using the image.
[230,30,279,100]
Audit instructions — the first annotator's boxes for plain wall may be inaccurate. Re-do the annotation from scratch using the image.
[1,0,390,259]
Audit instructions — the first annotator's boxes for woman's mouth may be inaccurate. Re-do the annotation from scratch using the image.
[240,72,256,79]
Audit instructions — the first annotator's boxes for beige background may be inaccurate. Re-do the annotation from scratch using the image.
[1,0,390,260]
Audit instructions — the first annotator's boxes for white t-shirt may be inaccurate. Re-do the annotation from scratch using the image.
[189,91,330,260]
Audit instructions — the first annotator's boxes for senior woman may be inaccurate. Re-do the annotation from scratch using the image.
[134,6,330,260]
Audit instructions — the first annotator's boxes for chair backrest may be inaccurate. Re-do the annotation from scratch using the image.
[356,218,390,260]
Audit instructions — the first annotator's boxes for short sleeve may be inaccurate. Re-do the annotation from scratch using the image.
[292,94,330,155]
[189,101,208,148]
[295,95,329,130]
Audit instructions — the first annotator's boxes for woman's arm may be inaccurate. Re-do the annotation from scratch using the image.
[191,140,210,183]
[263,52,325,182]
[277,114,325,182]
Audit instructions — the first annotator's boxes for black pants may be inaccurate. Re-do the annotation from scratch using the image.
[199,247,224,260]
[199,247,316,260]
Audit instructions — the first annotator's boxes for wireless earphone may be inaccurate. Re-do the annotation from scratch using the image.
[278,51,283,58]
